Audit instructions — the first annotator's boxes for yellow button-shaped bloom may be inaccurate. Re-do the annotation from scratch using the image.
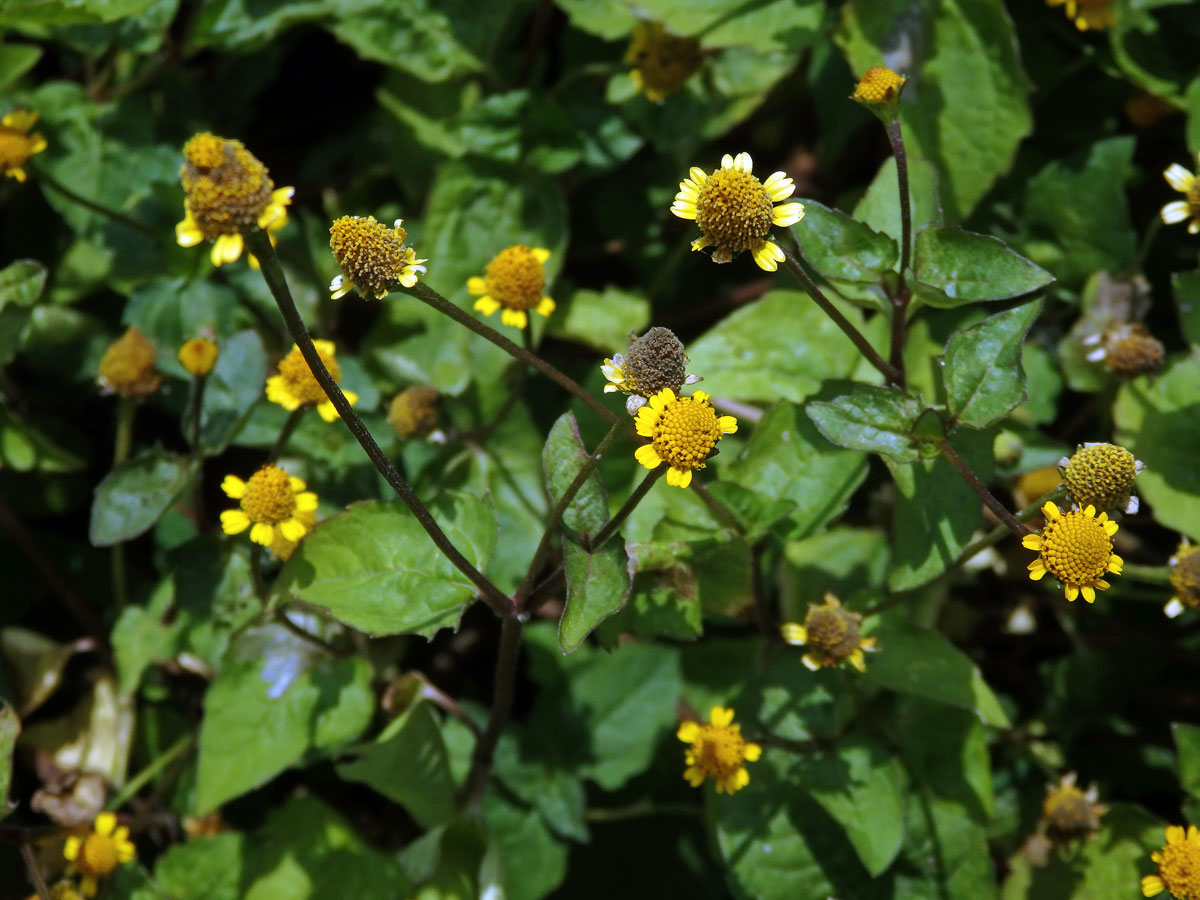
[178,337,219,377]
[63,812,136,898]
[677,706,762,795]
[1060,442,1142,514]
[220,464,319,548]
[98,327,163,399]
[265,340,358,423]
[0,108,48,183]
[625,21,703,103]
[633,388,736,489]
[1047,0,1115,31]
[468,246,555,329]
[780,592,877,673]
[852,66,906,105]
[1040,772,1105,844]
[1022,502,1123,603]
[328,215,426,300]
[1143,824,1200,898]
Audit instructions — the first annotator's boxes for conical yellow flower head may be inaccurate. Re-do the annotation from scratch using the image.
[63,812,136,897]
[1167,541,1200,618]
[780,593,877,673]
[1099,323,1165,378]
[625,21,703,103]
[671,152,804,271]
[1022,502,1123,603]
[178,337,219,377]
[1061,442,1142,514]
[98,327,163,399]
[602,326,697,403]
[328,215,427,300]
[176,132,293,267]
[1047,0,1115,31]
[634,389,737,488]
[677,706,762,795]
[0,109,48,183]
[1161,155,1200,234]
[220,464,319,548]
[1143,824,1200,899]
[468,246,555,329]
[388,385,440,439]
[1041,773,1105,843]
[265,340,358,423]
[852,66,906,104]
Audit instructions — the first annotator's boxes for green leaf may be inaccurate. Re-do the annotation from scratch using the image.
[914,228,1054,308]
[942,299,1042,429]
[276,494,497,638]
[723,401,868,540]
[1172,268,1200,349]
[199,329,268,454]
[806,384,926,462]
[837,0,1031,221]
[493,732,589,843]
[551,286,650,354]
[0,406,86,472]
[794,199,899,285]
[686,289,871,405]
[483,793,569,900]
[854,155,943,251]
[795,737,906,876]
[748,655,853,743]
[195,626,373,813]
[899,791,997,900]
[338,701,456,829]
[89,449,196,547]
[123,278,238,379]
[543,413,631,653]
[1175,722,1200,801]
[155,833,244,900]
[0,259,46,366]
[1113,355,1200,540]
[0,702,18,820]
[0,0,159,24]
[895,699,994,820]
[0,44,41,90]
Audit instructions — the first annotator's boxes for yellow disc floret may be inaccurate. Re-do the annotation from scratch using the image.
[388,385,441,439]
[1060,442,1143,514]
[98,327,163,399]
[178,337,219,377]
[671,152,804,271]
[63,812,136,898]
[852,66,907,104]
[780,593,877,673]
[0,109,48,183]
[467,246,555,329]
[220,464,319,548]
[328,215,426,300]
[1022,502,1123,603]
[677,706,762,795]
[1143,825,1200,899]
[265,340,358,423]
[625,21,703,103]
[633,389,737,489]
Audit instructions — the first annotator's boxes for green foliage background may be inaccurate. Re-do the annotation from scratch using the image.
[2,0,1200,898]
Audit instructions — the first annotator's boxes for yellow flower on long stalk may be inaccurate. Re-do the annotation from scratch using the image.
[98,327,163,399]
[1143,824,1200,898]
[677,706,761,794]
[468,245,555,329]
[328,215,426,300]
[633,388,736,489]
[63,812,136,897]
[265,340,358,423]
[625,21,703,103]
[780,593,877,673]
[220,464,318,547]
[0,108,47,182]
[670,152,804,271]
[178,337,219,377]
[1022,502,1123,603]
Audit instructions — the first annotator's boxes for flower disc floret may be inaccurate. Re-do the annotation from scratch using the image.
[780,593,877,672]
[220,464,318,548]
[671,152,804,271]
[0,109,48,182]
[265,340,358,423]
[1143,825,1200,898]
[853,66,906,104]
[1060,442,1143,514]
[468,246,555,329]
[634,389,736,488]
[625,21,703,103]
[178,337,219,377]
[328,215,426,300]
[98,327,162,399]
[677,706,762,795]
[63,812,135,897]
[1022,502,1123,603]
[1166,541,1200,618]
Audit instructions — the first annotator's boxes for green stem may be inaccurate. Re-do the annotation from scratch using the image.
[457,615,524,812]
[249,544,268,602]
[885,116,913,291]
[20,841,52,900]
[111,398,136,612]
[245,230,511,617]
[188,375,206,523]
[585,466,663,552]
[106,733,193,811]
[1122,563,1173,586]
[32,163,160,239]
[267,407,305,462]
[940,440,1030,536]
[780,240,903,385]
[584,801,702,822]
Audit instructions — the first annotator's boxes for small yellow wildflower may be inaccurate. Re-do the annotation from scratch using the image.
[625,21,703,103]
[1059,442,1144,515]
[677,706,761,795]
[780,593,877,673]
[98,327,163,399]
[670,152,804,271]
[1022,502,1123,603]
[602,326,700,414]
[1084,322,1165,378]
[468,246,555,329]
[1040,772,1105,843]
[633,388,737,489]
[328,215,426,300]
[25,882,85,900]
[1143,824,1200,898]
[63,812,136,897]
[178,337,219,378]
[0,109,48,182]
[1047,0,1115,31]
[1162,156,1200,234]
[265,340,358,423]
[220,464,318,548]
[1165,540,1200,619]
[176,132,293,268]
[387,385,441,440]
[852,66,906,106]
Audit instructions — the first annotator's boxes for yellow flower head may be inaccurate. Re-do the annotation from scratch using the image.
[780,592,877,673]
[625,21,703,103]
[63,812,136,898]
[677,706,762,795]
[98,326,163,399]
[1162,156,1200,234]
[1013,465,1063,510]
[265,340,358,423]
[670,152,804,271]
[0,109,48,183]
[1143,824,1200,899]
[1040,772,1105,843]
[1166,540,1200,619]
[220,464,319,548]
[1022,502,1123,603]
[176,132,293,268]
[25,882,85,900]
[388,385,441,440]
[1059,442,1143,515]
[1084,322,1165,378]
[1047,0,1115,31]
[328,215,427,300]
[178,337,219,377]
[602,326,700,414]
[468,245,555,329]
[633,388,737,489]
[852,66,906,106]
